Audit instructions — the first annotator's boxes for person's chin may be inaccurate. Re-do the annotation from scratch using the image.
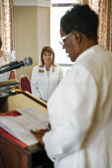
[69,55,73,62]
[67,53,71,59]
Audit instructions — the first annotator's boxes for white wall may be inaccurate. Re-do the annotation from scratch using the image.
[14,5,50,80]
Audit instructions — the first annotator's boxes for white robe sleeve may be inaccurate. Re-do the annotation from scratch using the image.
[58,66,63,83]
[43,64,98,162]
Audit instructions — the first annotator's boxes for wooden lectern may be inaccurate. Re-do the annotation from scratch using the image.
[0,91,53,168]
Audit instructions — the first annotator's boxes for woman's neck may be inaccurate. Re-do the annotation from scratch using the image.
[45,64,51,71]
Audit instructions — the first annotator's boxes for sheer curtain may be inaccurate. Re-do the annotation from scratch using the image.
[0,0,14,52]
[98,0,112,51]
[77,0,112,51]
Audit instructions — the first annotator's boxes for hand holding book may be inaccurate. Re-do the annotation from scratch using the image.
[31,129,49,145]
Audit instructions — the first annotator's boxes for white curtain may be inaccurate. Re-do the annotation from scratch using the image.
[77,0,112,51]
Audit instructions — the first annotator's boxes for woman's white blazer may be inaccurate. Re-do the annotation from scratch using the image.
[31,64,63,101]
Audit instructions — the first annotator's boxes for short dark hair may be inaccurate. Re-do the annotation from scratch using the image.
[60,4,98,40]
[40,46,55,67]
[0,36,2,49]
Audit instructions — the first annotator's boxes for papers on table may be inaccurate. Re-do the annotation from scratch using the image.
[0,107,49,146]
[17,106,49,129]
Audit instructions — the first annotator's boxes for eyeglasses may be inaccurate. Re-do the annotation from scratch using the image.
[59,32,73,47]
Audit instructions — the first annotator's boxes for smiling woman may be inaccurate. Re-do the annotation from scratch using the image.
[31,46,63,102]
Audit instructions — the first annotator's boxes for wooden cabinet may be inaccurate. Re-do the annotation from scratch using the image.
[0,133,53,168]
[0,134,28,168]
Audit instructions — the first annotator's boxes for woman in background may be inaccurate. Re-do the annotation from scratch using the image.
[31,46,63,102]
[0,36,16,81]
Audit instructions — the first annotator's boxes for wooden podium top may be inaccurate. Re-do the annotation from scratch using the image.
[0,91,47,113]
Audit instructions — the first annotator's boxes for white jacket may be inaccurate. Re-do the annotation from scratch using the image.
[43,45,112,168]
[31,64,63,101]
[0,51,15,81]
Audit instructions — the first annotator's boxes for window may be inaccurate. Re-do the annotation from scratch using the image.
[50,2,76,75]
[51,5,73,64]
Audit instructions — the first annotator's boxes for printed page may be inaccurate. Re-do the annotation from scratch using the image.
[0,116,38,146]
[17,106,49,129]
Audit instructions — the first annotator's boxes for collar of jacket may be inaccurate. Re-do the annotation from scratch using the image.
[75,44,104,63]
[38,65,55,73]
[44,65,55,72]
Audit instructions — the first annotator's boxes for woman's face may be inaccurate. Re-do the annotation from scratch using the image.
[43,51,53,66]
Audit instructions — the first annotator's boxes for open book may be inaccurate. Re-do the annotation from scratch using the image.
[0,106,49,146]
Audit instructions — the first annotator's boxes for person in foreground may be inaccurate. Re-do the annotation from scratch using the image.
[31,4,112,168]
[31,46,63,102]
[0,36,16,81]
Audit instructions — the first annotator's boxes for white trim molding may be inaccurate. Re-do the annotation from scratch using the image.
[52,0,77,4]
[37,0,51,7]
[13,0,76,7]
[13,0,51,7]
[13,0,37,6]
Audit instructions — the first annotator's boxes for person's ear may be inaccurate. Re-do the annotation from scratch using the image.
[74,31,82,44]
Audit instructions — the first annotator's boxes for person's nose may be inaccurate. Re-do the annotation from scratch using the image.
[63,43,65,49]
[46,54,50,57]
[46,55,51,59]
[63,43,66,50]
